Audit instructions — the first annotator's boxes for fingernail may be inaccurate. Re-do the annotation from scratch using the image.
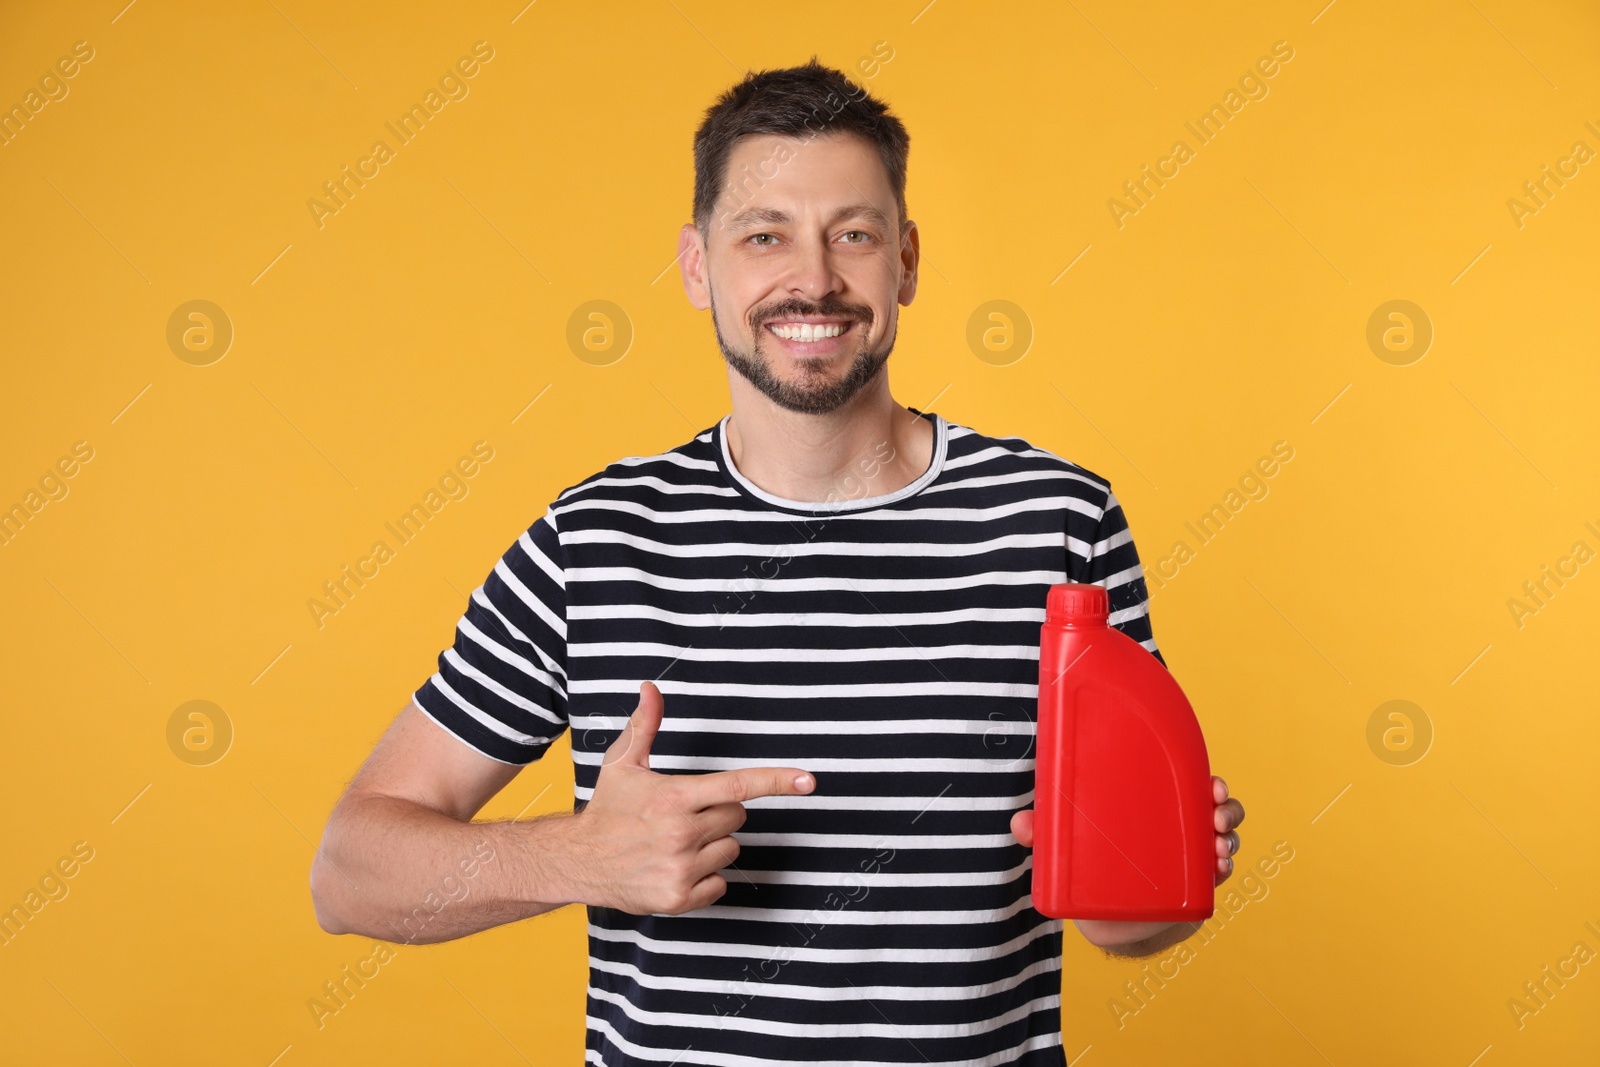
[794,773,814,792]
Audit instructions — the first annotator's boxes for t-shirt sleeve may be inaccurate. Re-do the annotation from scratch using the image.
[1081,484,1167,669]
[411,505,570,765]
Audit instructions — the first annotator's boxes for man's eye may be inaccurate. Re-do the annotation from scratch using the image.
[841,231,871,243]
[748,233,777,246]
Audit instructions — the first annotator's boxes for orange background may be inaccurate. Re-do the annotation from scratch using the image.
[1,1,1597,1063]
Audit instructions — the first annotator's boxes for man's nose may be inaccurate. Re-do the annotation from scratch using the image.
[785,235,844,301]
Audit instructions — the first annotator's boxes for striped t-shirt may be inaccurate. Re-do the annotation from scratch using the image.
[413,406,1164,1066]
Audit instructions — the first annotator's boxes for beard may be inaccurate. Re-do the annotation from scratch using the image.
[710,282,895,415]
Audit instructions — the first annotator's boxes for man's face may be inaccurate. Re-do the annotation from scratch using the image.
[680,131,918,415]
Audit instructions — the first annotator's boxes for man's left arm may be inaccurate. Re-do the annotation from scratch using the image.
[1038,483,1243,956]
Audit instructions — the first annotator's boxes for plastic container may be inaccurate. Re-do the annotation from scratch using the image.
[1032,583,1214,921]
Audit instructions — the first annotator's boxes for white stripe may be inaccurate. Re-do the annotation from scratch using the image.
[729,831,1018,849]
[937,441,1087,472]
[569,678,1036,699]
[605,449,720,474]
[521,513,568,588]
[442,646,564,728]
[560,528,1065,559]
[458,611,568,696]
[1102,562,1144,589]
[588,983,1059,1040]
[569,640,1042,662]
[560,472,740,500]
[1089,523,1132,558]
[560,493,1096,528]
[585,1013,1063,1067]
[493,554,566,643]
[1066,535,1098,563]
[687,895,1037,926]
[465,585,542,660]
[570,752,1031,776]
[1112,604,1152,628]
[585,947,1060,1002]
[587,915,1058,965]
[753,791,1035,815]
[926,471,1098,506]
[567,603,1050,629]
[570,788,1036,815]
[420,673,546,748]
[726,857,1032,886]
[562,567,1063,596]
[571,714,1022,736]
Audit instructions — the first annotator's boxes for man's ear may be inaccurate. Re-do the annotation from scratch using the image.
[897,219,920,307]
[678,223,710,310]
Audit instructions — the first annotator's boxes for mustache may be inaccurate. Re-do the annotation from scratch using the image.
[752,301,872,328]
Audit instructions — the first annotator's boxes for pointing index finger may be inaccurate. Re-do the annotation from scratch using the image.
[694,767,815,807]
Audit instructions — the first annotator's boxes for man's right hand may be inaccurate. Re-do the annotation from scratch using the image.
[571,680,816,916]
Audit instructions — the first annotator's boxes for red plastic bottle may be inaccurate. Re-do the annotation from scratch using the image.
[1032,583,1214,922]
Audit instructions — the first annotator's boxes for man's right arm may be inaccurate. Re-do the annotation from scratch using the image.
[310,699,586,945]
[311,681,816,944]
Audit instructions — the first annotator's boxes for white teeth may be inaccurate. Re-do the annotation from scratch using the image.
[768,322,847,342]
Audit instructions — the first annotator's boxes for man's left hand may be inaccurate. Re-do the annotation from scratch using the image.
[1010,775,1245,955]
[1008,774,1244,878]
[1211,775,1244,886]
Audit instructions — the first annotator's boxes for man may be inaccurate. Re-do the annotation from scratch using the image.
[311,58,1246,1065]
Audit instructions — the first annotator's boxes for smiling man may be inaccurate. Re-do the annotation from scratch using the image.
[311,58,1244,1066]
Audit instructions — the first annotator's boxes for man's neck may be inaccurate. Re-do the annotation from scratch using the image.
[723,376,935,505]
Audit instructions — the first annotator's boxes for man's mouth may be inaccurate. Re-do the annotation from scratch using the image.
[764,320,857,344]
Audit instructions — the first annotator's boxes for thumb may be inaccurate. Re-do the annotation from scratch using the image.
[603,680,663,770]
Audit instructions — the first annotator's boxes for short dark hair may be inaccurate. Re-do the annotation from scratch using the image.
[692,56,910,240]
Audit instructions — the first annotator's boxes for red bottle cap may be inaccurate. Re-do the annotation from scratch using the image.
[1046,583,1108,625]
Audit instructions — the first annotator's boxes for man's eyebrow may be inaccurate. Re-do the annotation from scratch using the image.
[723,203,893,232]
